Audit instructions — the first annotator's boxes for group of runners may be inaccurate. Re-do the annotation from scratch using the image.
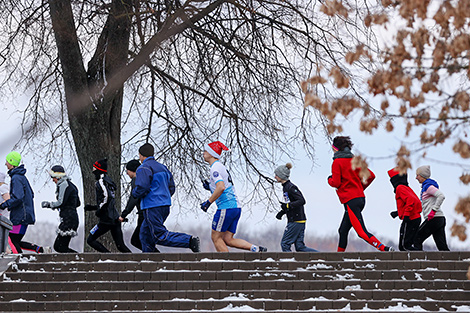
[0,136,449,254]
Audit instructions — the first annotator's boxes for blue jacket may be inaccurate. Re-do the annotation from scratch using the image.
[132,157,175,210]
[4,165,35,225]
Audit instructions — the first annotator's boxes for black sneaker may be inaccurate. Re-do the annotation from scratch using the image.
[384,246,395,252]
[259,246,267,252]
[190,236,200,253]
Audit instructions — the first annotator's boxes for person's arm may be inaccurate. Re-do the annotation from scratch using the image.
[209,180,225,203]
[121,192,139,218]
[362,169,375,190]
[132,166,152,199]
[328,160,341,188]
[3,178,24,210]
[427,186,445,210]
[287,184,306,209]
[50,181,69,208]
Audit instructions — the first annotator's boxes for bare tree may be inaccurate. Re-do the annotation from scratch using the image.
[0,0,379,249]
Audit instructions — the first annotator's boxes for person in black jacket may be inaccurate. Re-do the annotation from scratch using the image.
[275,163,318,252]
[85,159,131,253]
[41,165,80,253]
[119,159,160,252]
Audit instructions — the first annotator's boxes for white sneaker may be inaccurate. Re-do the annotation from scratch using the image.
[43,246,52,254]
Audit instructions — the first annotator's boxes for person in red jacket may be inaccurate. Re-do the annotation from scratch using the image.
[328,136,393,252]
[388,168,422,251]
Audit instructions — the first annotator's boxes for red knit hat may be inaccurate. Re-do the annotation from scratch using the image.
[387,168,400,178]
[205,141,229,158]
[93,159,108,173]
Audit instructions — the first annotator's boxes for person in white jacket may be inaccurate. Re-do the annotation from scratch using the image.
[414,165,449,251]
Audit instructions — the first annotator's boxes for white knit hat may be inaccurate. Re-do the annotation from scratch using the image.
[416,165,431,179]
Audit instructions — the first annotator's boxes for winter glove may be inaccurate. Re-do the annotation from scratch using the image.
[280,202,289,211]
[41,201,51,209]
[275,210,285,220]
[200,200,212,212]
[202,180,210,191]
[390,211,398,219]
[84,204,98,211]
[403,216,411,222]
[428,210,436,220]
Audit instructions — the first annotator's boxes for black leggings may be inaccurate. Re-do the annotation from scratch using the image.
[9,233,42,254]
[130,214,144,251]
[54,235,77,253]
[87,222,131,253]
[414,216,449,251]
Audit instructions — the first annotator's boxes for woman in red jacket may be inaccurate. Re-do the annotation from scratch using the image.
[387,168,421,251]
[328,136,393,252]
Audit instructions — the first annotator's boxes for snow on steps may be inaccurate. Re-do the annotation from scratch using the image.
[0,251,469,312]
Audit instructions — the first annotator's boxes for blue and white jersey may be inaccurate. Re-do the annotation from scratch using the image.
[209,161,240,210]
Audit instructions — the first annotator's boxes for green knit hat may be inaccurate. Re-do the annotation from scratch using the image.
[6,151,21,167]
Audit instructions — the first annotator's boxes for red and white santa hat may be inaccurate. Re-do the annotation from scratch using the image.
[205,141,229,158]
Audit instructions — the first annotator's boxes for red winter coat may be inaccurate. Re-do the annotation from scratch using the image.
[328,157,375,204]
[394,185,422,220]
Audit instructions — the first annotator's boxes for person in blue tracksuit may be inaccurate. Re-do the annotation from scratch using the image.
[132,143,200,253]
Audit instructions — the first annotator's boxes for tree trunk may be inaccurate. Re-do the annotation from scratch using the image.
[49,0,132,251]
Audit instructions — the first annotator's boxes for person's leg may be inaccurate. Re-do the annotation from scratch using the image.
[140,209,157,252]
[280,222,296,252]
[401,218,421,251]
[8,225,25,254]
[220,208,265,252]
[414,220,433,250]
[54,235,77,253]
[338,208,352,252]
[346,198,390,251]
[87,223,111,252]
[293,223,318,252]
[130,214,144,251]
[15,225,44,253]
[147,206,191,248]
[431,217,450,251]
[110,223,131,253]
[211,229,229,252]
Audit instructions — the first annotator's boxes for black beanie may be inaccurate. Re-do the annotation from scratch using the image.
[125,160,141,172]
[139,143,154,157]
[93,159,108,173]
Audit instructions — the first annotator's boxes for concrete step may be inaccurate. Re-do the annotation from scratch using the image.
[1,289,469,302]
[12,258,470,271]
[22,251,470,263]
[4,299,470,311]
[2,279,469,291]
[4,268,468,281]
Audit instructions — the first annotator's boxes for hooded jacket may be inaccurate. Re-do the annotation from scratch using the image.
[328,149,375,204]
[388,169,422,220]
[4,165,35,225]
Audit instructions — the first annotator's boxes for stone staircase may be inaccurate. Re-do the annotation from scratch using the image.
[0,251,469,312]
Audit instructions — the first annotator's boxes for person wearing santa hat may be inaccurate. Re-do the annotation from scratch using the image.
[387,168,421,251]
[201,141,267,252]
